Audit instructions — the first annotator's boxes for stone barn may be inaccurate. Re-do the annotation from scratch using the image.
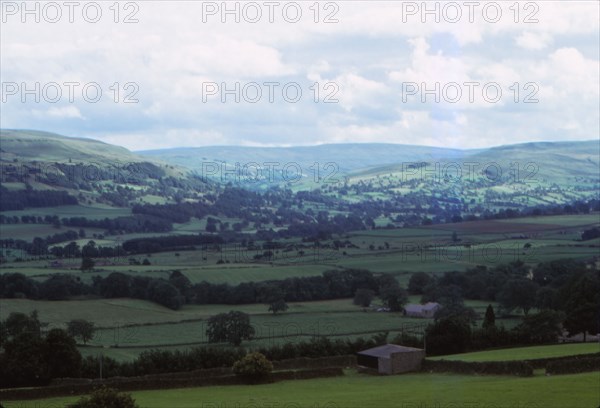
[356,344,425,375]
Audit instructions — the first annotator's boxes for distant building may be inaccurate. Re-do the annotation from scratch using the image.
[357,344,425,375]
[403,302,440,318]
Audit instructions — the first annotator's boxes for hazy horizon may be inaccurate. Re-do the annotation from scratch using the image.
[2,128,598,152]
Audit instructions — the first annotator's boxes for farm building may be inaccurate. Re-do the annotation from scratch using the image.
[356,344,425,375]
[404,302,440,318]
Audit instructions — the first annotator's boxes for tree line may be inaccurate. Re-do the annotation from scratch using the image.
[0,269,405,311]
[407,259,600,343]
[0,186,78,211]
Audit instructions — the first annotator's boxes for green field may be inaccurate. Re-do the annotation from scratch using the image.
[3,213,598,279]
[0,204,131,220]
[4,370,599,408]
[1,296,523,362]
[0,213,597,361]
[430,343,600,362]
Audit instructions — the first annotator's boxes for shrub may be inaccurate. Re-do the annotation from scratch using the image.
[232,352,273,381]
[423,359,533,377]
[68,387,139,408]
[546,356,600,375]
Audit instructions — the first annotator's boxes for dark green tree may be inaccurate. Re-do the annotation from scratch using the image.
[482,304,496,330]
[1,310,41,340]
[0,332,47,387]
[67,319,96,345]
[379,285,408,312]
[268,299,289,315]
[408,272,432,295]
[561,272,600,342]
[514,310,565,344]
[564,303,598,342]
[434,302,478,326]
[497,278,538,315]
[426,316,472,355]
[98,272,131,298]
[353,288,375,307]
[80,257,95,271]
[206,311,255,346]
[44,328,82,379]
[259,284,288,315]
[535,286,560,310]
[146,279,184,310]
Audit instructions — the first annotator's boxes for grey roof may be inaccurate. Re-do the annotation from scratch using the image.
[404,302,440,313]
[422,302,440,311]
[357,344,423,358]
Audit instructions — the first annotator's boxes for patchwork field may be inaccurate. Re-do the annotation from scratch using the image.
[0,295,522,362]
[2,213,597,362]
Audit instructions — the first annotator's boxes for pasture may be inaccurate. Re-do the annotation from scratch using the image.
[1,296,524,362]
[429,343,600,362]
[0,213,597,362]
[3,370,599,408]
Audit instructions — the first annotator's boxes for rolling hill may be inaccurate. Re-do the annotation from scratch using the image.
[137,139,599,188]
[1,129,598,209]
[0,129,212,207]
[137,143,478,173]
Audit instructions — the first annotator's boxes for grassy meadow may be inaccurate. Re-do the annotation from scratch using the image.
[430,343,600,362]
[3,370,599,408]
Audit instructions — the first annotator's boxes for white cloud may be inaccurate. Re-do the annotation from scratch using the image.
[516,31,552,50]
[1,1,598,149]
[32,106,83,119]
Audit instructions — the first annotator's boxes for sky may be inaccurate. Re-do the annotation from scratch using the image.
[1,1,598,150]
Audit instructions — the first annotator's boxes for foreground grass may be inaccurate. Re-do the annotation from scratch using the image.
[429,343,600,362]
[4,371,599,408]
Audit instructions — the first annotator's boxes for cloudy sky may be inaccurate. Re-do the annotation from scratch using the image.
[1,1,598,150]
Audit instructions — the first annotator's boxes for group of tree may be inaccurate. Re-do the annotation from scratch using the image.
[0,311,82,387]
[0,186,77,211]
[1,237,123,261]
[401,300,568,356]
[406,259,600,345]
[0,269,387,312]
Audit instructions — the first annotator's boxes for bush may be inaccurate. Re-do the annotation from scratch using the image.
[426,317,472,356]
[423,359,533,377]
[232,352,273,381]
[546,356,600,375]
[68,387,139,408]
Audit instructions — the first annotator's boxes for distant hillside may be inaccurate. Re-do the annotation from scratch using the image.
[0,129,210,207]
[138,140,599,190]
[465,140,600,183]
[1,129,597,211]
[137,143,478,173]
[0,129,144,163]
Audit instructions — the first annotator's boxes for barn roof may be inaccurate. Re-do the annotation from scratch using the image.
[404,302,440,313]
[357,344,423,358]
[422,302,440,311]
